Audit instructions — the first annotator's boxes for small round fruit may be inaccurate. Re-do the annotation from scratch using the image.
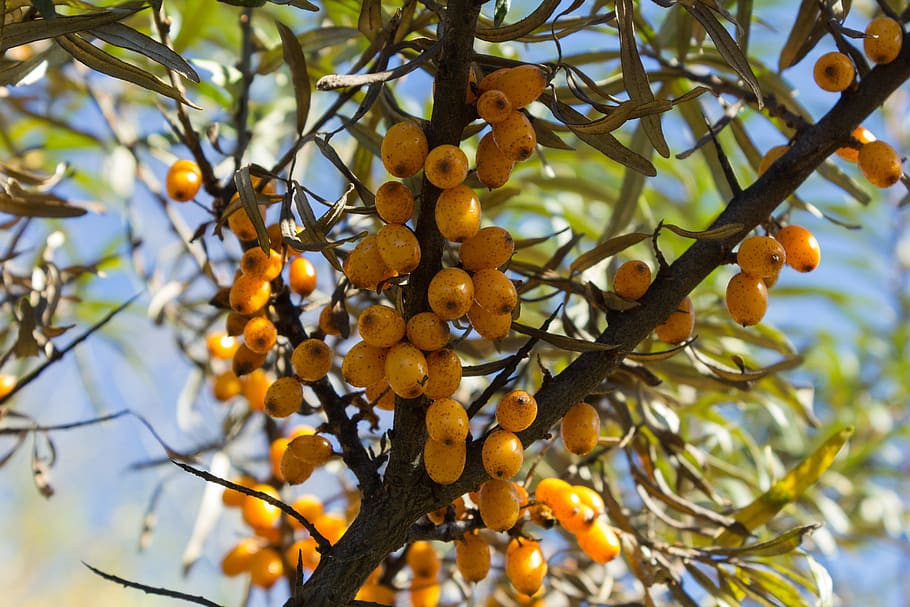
[375,180,415,224]
[576,518,621,563]
[232,342,268,376]
[505,539,547,597]
[496,64,548,109]
[813,51,854,92]
[534,477,573,509]
[406,312,451,352]
[356,583,396,605]
[249,547,284,589]
[212,370,243,402]
[207,331,239,360]
[864,16,903,65]
[425,144,469,189]
[166,159,202,202]
[376,223,421,273]
[289,256,317,297]
[366,379,396,411]
[289,494,324,530]
[435,184,481,243]
[342,340,389,388]
[385,342,429,399]
[776,225,821,272]
[456,532,491,583]
[858,140,903,187]
[225,311,250,336]
[467,302,512,340]
[482,429,524,480]
[477,89,512,124]
[243,370,268,413]
[409,576,440,607]
[472,268,518,314]
[319,304,345,337]
[574,485,606,518]
[344,234,396,290]
[241,484,282,529]
[229,274,271,315]
[243,315,278,354]
[407,541,441,578]
[381,121,429,178]
[492,111,536,162]
[428,267,474,320]
[475,131,515,190]
[561,402,600,456]
[287,537,320,571]
[726,271,769,327]
[314,512,348,544]
[358,304,406,348]
[426,398,469,445]
[496,390,537,433]
[758,144,789,176]
[737,235,786,279]
[478,478,520,531]
[460,225,515,271]
[424,349,462,400]
[222,475,256,508]
[264,376,304,418]
[654,296,694,344]
[423,437,466,484]
[279,447,316,485]
[477,67,510,94]
[612,260,652,300]
[287,433,334,465]
[226,204,263,241]
[221,537,260,576]
[291,338,333,382]
[836,126,876,163]
[240,246,283,281]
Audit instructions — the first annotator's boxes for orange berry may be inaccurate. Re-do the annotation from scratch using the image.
[737,235,786,279]
[289,494,324,530]
[243,315,278,354]
[459,225,514,271]
[221,537,261,577]
[813,51,854,92]
[385,342,428,399]
[612,260,652,300]
[482,428,524,480]
[424,144,469,189]
[225,311,250,336]
[836,126,876,162]
[555,489,596,535]
[477,67,510,94]
[435,184,482,243]
[475,131,515,189]
[232,342,268,376]
[495,64,548,109]
[505,539,547,596]
[407,540,441,578]
[758,144,789,176]
[381,121,429,178]
[286,433,334,465]
[456,531,491,583]
[726,271,769,327]
[286,537,320,571]
[242,368,269,411]
[776,225,821,272]
[267,221,302,254]
[241,484,282,529]
[410,575,441,607]
[492,111,536,162]
[288,256,317,297]
[864,16,903,65]
[226,204,264,242]
[428,267,474,320]
[358,304,406,348]
[229,273,271,315]
[166,159,202,202]
[406,311,451,352]
[654,296,694,344]
[366,379,396,411]
[534,477,572,507]
[207,331,239,360]
[212,370,243,402]
[467,302,512,340]
[425,397,469,445]
[858,140,903,187]
[496,390,537,433]
[375,180,415,224]
[561,402,600,456]
[356,583,396,605]
[344,234,396,290]
[318,304,345,337]
[291,338,333,382]
[240,246,284,281]
[279,447,315,485]
[477,89,513,124]
[376,223,421,273]
[423,437,466,484]
[472,268,518,315]
[574,485,606,518]
[478,478,520,531]
[575,518,621,563]
[249,547,284,589]
[423,349,462,400]
[222,475,256,508]
[342,340,389,388]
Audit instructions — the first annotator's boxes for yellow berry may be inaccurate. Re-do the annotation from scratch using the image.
[288,256,317,297]
[575,518,621,564]
[264,376,304,418]
[813,51,854,92]
[286,433,334,466]
[425,397,469,445]
[385,342,428,399]
[435,184,482,243]
[423,349,462,400]
[240,246,284,282]
[776,225,821,273]
[243,315,277,354]
[475,131,515,189]
[836,126,876,163]
[456,531,491,583]
[358,304,406,348]
[407,541,441,578]
[381,121,429,178]
[425,144,469,189]
[492,111,536,162]
[406,311,451,352]
[221,537,260,576]
[467,302,512,340]
[472,268,518,315]
[229,274,271,315]
[654,296,694,344]
[423,437,466,484]
[758,144,789,176]
[344,234,397,290]
[342,340,389,388]
[561,402,600,456]
[482,428,524,480]
[612,260,652,300]
[376,223,421,273]
[496,390,537,433]
[477,89,512,124]
[478,478,520,531]
[375,180,415,224]
[495,64,548,109]
[366,379,396,411]
[460,225,514,271]
[428,267,474,320]
[212,370,243,402]
[166,159,202,202]
[249,547,284,589]
[864,16,903,65]
[858,140,903,188]
[232,342,267,376]
[505,539,547,597]
[291,338,333,382]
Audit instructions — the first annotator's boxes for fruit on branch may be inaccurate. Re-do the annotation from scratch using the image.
[409,575,441,607]
[428,267,475,320]
[227,202,266,242]
[459,225,515,271]
[365,379,396,411]
[425,144,470,189]
[243,316,278,354]
[435,183,482,242]
[505,539,547,596]
[220,537,260,577]
[472,268,518,315]
[241,483,282,529]
[736,235,786,280]
[496,389,538,433]
[221,475,256,507]
[341,340,389,388]
[385,342,429,398]
[477,89,513,124]
[249,547,284,589]
[358,305,407,348]
[279,446,316,485]
[482,428,524,480]
[264,376,304,418]
[654,296,694,344]
[207,331,239,360]
[491,111,536,162]
[381,121,429,178]
[406,311,451,352]
[455,531,491,583]
[288,256,317,297]
[165,159,202,202]
[291,338,333,382]
[407,541,442,578]
[423,349,463,400]
[423,437,466,485]
[813,51,855,92]
[375,180,415,224]
[864,16,903,65]
[344,234,396,290]
[212,370,242,402]
[232,342,268,376]
[376,223,422,273]
[725,271,769,327]
[475,131,515,189]
[318,304,344,337]
[494,64,548,110]
[287,433,334,465]
[240,246,284,281]
[425,397,469,445]
[857,139,904,187]
[835,125,876,162]
[775,225,821,273]
[229,273,271,315]
[478,478,521,531]
[560,402,601,456]
[612,260,652,300]
[467,302,512,340]
[575,518,621,564]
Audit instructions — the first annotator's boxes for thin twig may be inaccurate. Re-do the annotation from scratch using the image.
[83,562,225,607]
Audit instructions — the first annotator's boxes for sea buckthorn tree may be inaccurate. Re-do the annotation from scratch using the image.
[1,1,910,607]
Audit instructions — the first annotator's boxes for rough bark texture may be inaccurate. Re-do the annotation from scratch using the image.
[287,11,910,606]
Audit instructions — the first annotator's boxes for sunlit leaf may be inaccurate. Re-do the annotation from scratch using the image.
[276,20,311,133]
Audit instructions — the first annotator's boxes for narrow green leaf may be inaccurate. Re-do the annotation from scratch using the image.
[510,322,618,352]
[0,191,87,218]
[703,524,821,558]
[357,0,382,39]
[90,22,199,82]
[275,20,311,133]
[777,0,823,71]
[234,167,270,254]
[569,232,650,274]
[663,222,743,240]
[1,9,138,52]
[475,0,560,42]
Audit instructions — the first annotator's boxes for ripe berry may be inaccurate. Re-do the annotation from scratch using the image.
[222,475,256,507]
[758,144,789,176]
[428,267,474,320]
[358,304,406,348]
[575,518,621,563]
[477,89,512,124]
[467,302,512,340]
[477,67,510,94]
[496,64,548,109]
[864,16,903,65]
[406,312,451,352]
[291,338,333,382]
[279,446,316,484]
[264,376,304,418]
[314,511,348,544]
[232,342,267,376]
[737,235,786,279]
[375,180,415,224]
[813,51,854,92]
[221,537,260,576]
[496,390,538,433]
[425,397,469,445]
[561,402,600,456]
[243,315,277,354]
[166,159,202,202]
[355,583,396,605]
[654,296,694,344]
[212,370,243,402]
[776,225,821,272]
[376,223,421,273]
[407,541,441,578]
[455,531,491,583]
[342,340,389,388]
[241,483,282,529]
[475,131,515,189]
[836,126,876,163]
[435,184,481,242]
[207,331,239,360]
[365,379,396,411]
[424,349,463,400]
[482,428,524,480]
[381,121,429,178]
[249,547,284,589]
[385,342,429,398]
[318,304,345,337]
[229,274,271,315]
[424,144,470,189]
[612,260,651,300]
[409,576,440,607]
[574,485,606,518]
[286,537,320,571]
[289,494,324,530]
[460,225,515,271]
[344,234,396,290]
[534,477,572,508]
[492,111,536,162]
[726,271,769,327]
[423,437,466,484]
[858,139,903,187]
[240,246,284,281]
[472,268,518,314]
[505,539,547,597]
[227,203,264,241]
[478,478,520,531]
[288,256,317,297]
[287,433,334,465]
[225,311,250,336]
